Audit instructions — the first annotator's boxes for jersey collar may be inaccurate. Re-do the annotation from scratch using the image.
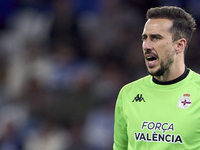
[152,67,189,85]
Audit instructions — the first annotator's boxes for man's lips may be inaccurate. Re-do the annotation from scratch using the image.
[145,53,158,67]
[145,52,158,59]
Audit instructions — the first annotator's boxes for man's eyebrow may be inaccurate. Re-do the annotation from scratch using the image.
[151,34,163,37]
[141,34,147,38]
[142,34,163,38]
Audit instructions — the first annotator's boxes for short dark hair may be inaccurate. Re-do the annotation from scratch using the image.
[146,6,196,51]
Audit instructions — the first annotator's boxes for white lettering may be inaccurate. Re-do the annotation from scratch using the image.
[141,121,174,133]
[134,132,183,144]
[135,121,183,144]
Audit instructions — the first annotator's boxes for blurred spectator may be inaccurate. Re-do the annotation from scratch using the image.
[78,0,144,64]
[0,103,28,150]
[0,122,22,150]
[91,61,125,102]
[81,100,115,150]
[49,0,84,57]
[4,38,50,100]
[23,120,71,150]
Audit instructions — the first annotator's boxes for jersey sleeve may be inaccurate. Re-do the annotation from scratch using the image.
[113,88,128,150]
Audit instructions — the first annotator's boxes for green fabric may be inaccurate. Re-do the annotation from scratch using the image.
[114,69,200,150]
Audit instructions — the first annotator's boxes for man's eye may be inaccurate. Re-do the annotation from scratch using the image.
[152,37,160,41]
[141,37,147,41]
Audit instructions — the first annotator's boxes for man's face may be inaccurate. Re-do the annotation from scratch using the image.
[142,18,176,76]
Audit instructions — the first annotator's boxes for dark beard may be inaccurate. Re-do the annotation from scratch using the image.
[149,59,174,77]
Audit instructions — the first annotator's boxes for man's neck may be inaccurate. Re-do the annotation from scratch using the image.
[154,65,186,82]
[153,66,189,85]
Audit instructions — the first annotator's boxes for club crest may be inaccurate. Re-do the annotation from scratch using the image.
[177,93,192,109]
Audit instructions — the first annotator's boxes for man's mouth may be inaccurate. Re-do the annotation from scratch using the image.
[145,54,158,67]
[146,56,157,61]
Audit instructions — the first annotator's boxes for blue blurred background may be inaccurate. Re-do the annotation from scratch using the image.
[0,0,199,150]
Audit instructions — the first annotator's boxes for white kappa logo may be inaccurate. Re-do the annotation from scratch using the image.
[177,93,192,109]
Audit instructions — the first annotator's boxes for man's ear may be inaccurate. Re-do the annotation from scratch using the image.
[175,38,187,54]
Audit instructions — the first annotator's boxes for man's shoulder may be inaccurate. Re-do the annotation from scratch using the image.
[121,75,151,91]
[186,69,200,92]
[189,69,200,83]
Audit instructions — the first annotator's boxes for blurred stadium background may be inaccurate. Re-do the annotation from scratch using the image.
[0,0,199,150]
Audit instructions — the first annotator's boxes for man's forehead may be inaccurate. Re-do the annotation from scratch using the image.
[145,18,172,29]
[142,18,173,35]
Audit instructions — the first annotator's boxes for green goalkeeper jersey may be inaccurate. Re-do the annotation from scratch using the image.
[113,69,200,150]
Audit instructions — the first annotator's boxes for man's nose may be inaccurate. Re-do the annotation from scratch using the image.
[142,38,153,50]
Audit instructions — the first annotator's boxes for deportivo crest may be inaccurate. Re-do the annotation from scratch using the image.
[177,93,192,109]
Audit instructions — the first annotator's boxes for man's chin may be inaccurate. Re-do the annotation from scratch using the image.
[148,71,157,76]
[148,68,164,77]
[147,68,157,76]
